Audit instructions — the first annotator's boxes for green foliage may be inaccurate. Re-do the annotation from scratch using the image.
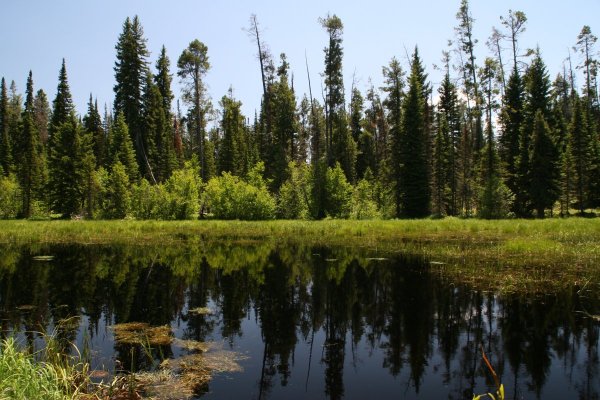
[131,178,168,219]
[50,59,74,133]
[100,162,131,219]
[109,112,139,181]
[350,177,380,219]
[0,338,72,400]
[0,78,12,175]
[204,171,276,220]
[277,162,310,219]
[477,174,513,219]
[16,72,45,218]
[0,173,21,219]
[324,162,352,218]
[218,93,247,176]
[113,15,150,177]
[47,115,91,217]
[164,162,201,219]
[397,50,431,218]
[529,110,560,217]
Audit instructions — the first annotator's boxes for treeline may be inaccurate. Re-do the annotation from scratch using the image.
[0,1,599,220]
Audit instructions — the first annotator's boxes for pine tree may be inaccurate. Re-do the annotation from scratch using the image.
[0,78,12,175]
[141,75,169,182]
[83,95,106,167]
[529,110,560,217]
[515,50,552,217]
[499,67,524,208]
[6,82,22,175]
[177,39,210,180]
[384,57,406,217]
[16,72,44,218]
[109,112,139,182]
[437,67,462,215]
[218,92,246,176]
[114,15,150,177]
[320,14,356,181]
[569,97,591,214]
[268,54,299,190]
[34,89,50,146]
[397,50,430,218]
[432,114,450,216]
[155,45,174,118]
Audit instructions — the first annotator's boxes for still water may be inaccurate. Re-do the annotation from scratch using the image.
[0,243,598,399]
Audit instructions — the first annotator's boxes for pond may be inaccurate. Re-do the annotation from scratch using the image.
[0,242,598,399]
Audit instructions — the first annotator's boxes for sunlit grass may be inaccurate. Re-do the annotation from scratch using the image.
[0,218,599,293]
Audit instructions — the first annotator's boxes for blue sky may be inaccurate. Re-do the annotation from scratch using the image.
[2,0,598,122]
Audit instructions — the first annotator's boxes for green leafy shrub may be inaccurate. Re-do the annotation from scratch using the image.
[0,174,21,219]
[204,170,275,220]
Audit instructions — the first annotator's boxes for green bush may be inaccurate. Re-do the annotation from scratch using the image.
[204,172,275,220]
[164,163,201,220]
[350,178,381,219]
[131,178,169,219]
[0,174,21,219]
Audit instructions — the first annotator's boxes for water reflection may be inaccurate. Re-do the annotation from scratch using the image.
[0,243,598,399]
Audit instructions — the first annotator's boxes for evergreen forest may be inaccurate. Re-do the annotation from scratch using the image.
[1,1,599,220]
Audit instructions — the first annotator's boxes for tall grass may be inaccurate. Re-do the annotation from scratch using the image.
[0,337,79,400]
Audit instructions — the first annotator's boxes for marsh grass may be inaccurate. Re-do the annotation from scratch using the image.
[0,218,599,293]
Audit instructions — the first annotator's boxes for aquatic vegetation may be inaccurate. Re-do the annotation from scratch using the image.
[110,323,173,346]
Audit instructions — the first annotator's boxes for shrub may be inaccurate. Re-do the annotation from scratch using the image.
[0,174,21,219]
[164,163,201,220]
[204,172,275,220]
[350,178,381,219]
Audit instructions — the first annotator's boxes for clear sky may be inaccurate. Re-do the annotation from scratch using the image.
[2,0,598,122]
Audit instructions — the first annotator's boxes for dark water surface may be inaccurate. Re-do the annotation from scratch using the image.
[0,243,598,399]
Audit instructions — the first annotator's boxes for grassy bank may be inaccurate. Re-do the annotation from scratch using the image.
[0,218,599,292]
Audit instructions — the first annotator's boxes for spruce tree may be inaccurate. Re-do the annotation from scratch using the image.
[33,89,50,146]
[109,112,139,182]
[384,57,406,217]
[50,59,74,134]
[499,67,524,207]
[529,110,560,217]
[432,114,450,216]
[47,113,88,217]
[437,70,462,215]
[6,82,22,177]
[114,15,150,177]
[515,50,551,216]
[155,45,174,119]
[83,95,106,167]
[0,78,12,175]
[270,54,299,190]
[397,50,430,218]
[569,97,591,214]
[218,92,246,176]
[142,75,174,182]
[16,72,44,218]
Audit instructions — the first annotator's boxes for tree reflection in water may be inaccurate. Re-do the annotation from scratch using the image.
[0,243,598,399]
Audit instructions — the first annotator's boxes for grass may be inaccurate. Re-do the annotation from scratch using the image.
[0,218,599,293]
